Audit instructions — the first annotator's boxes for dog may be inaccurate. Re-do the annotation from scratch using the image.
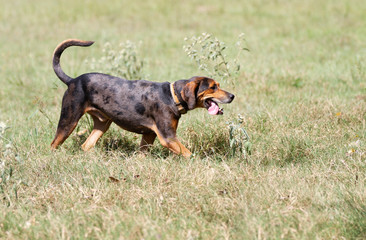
[51,39,235,157]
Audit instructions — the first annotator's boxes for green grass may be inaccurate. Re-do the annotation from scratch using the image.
[1,0,366,239]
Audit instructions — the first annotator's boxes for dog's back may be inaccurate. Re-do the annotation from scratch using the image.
[69,73,176,134]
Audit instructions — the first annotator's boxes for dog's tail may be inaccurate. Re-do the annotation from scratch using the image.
[53,39,94,85]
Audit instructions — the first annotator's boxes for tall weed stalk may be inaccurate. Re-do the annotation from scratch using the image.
[184,33,251,158]
[183,32,248,85]
[0,122,23,207]
[86,40,145,80]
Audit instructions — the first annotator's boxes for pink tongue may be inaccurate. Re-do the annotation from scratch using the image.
[208,101,219,115]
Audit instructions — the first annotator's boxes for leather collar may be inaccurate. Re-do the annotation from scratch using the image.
[170,83,187,114]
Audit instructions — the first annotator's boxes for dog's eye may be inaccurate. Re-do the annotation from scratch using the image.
[210,85,217,90]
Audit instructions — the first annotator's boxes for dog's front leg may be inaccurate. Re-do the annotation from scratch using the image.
[167,139,192,157]
[140,132,157,151]
[160,137,192,158]
[150,124,191,158]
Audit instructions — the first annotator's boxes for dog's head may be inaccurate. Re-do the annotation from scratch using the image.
[181,76,235,115]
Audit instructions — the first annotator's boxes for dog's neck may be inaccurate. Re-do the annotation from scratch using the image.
[170,81,189,114]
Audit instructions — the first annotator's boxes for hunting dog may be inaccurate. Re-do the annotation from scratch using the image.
[51,39,235,157]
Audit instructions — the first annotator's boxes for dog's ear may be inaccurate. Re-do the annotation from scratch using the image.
[181,78,201,110]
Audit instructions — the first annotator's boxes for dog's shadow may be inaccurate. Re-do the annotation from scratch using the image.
[71,126,232,159]
[101,136,137,153]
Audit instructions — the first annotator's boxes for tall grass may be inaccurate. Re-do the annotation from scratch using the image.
[1,0,366,238]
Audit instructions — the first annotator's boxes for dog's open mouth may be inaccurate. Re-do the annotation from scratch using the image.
[205,99,223,115]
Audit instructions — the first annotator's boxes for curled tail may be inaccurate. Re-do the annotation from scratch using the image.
[53,39,94,85]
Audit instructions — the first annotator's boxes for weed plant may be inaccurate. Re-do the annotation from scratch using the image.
[0,0,366,238]
[183,32,248,85]
[86,40,145,80]
[0,122,24,207]
[184,33,252,160]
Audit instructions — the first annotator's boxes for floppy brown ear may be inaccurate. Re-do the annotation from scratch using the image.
[181,80,200,110]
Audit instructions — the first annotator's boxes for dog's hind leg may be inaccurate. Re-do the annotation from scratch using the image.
[51,105,84,149]
[81,113,112,151]
[51,86,86,149]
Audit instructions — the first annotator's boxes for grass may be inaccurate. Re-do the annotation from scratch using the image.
[1,0,366,239]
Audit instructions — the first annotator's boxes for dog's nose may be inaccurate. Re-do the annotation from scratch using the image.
[229,94,235,102]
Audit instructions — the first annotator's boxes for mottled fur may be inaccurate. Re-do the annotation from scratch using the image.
[51,39,234,157]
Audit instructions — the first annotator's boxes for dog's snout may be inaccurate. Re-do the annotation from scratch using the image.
[229,93,235,102]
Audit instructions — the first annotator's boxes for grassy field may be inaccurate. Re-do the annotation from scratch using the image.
[1,0,366,239]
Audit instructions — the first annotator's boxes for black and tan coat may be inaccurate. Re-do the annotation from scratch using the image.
[51,39,234,157]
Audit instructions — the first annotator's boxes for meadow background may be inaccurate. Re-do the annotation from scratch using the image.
[1,0,366,239]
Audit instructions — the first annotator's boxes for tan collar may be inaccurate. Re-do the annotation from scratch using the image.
[170,83,187,114]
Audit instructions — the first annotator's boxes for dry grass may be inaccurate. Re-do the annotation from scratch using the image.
[1,0,366,239]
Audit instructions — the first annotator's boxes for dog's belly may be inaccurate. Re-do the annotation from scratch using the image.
[112,117,154,134]
[93,101,156,134]
[82,74,173,134]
